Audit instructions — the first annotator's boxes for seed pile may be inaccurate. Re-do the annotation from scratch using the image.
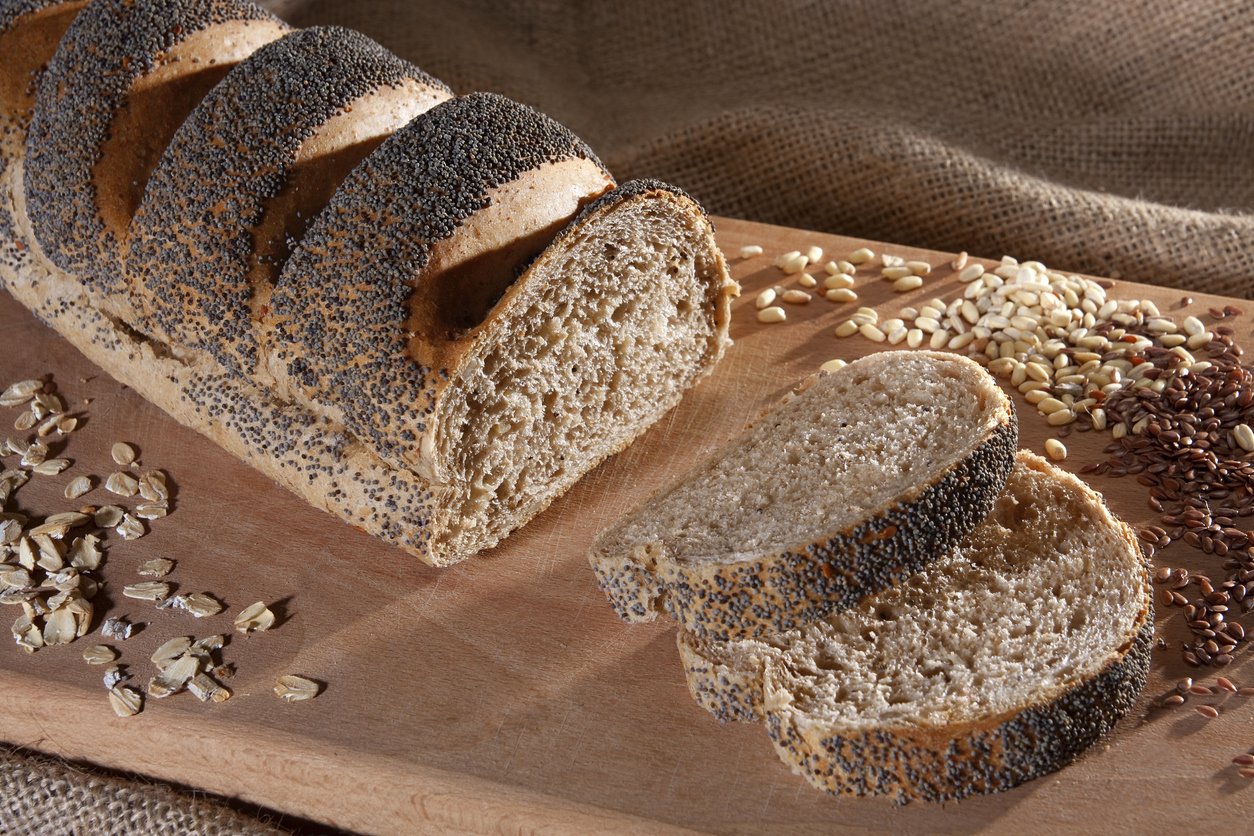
[742,242,1254,673]
[0,375,312,716]
[1107,331,1254,667]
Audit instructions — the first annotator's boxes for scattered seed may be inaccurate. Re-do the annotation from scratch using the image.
[847,248,874,265]
[101,617,134,641]
[137,558,175,578]
[234,601,276,634]
[738,245,763,258]
[122,582,170,602]
[892,275,924,293]
[111,443,136,466]
[115,514,145,540]
[32,458,70,476]
[0,380,41,408]
[755,288,776,310]
[825,288,858,303]
[1217,676,1238,693]
[274,674,320,702]
[1044,439,1067,461]
[781,289,811,305]
[757,306,786,324]
[63,475,93,500]
[105,472,138,497]
[93,506,124,528]
[82,645,117,665]
[1195,705,1220,719]
[1233,754,1254,766]
[1163,694,1186,706]
[108,685,143,717]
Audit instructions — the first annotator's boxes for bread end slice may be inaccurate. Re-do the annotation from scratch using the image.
[591,351,1018,641]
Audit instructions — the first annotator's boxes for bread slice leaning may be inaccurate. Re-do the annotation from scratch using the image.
[589,351,1018,641]
[678,452,1153,802]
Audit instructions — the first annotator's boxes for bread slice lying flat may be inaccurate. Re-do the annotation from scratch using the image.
[589,351,1018,640]
[679,452,1153,802]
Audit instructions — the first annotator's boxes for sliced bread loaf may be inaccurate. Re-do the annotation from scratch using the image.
[22,0,290,288]
[588,350,1017,640]
[128,25,452,368]
[678,452,1153,802]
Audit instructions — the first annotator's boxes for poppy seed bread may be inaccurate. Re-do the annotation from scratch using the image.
[678,452,1152,802]
[4,6,737,563]
[22,0,289,289]
[588,351,1017,640]
[129,25,452,371]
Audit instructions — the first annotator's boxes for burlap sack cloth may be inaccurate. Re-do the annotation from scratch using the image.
[4,0,1252,833]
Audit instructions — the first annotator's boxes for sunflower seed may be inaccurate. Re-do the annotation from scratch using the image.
[274,675,320,702]
[234,601,276,634]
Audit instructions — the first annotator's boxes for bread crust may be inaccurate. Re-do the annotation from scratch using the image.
[23,0,288,288]
[590,358,1018,641]
[763,620,1152,803]
[129,26,452,374]
[0,0,86,275]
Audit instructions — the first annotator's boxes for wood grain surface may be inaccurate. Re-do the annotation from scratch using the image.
[1,217,1252,834]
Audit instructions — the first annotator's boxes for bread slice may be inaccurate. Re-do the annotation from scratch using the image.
[589,351,1017,640]
[678,452,1153,802]
[22,0,290,288]
[128,25,452,369]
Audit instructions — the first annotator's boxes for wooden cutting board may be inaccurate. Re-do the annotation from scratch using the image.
[1,217,1252,834]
